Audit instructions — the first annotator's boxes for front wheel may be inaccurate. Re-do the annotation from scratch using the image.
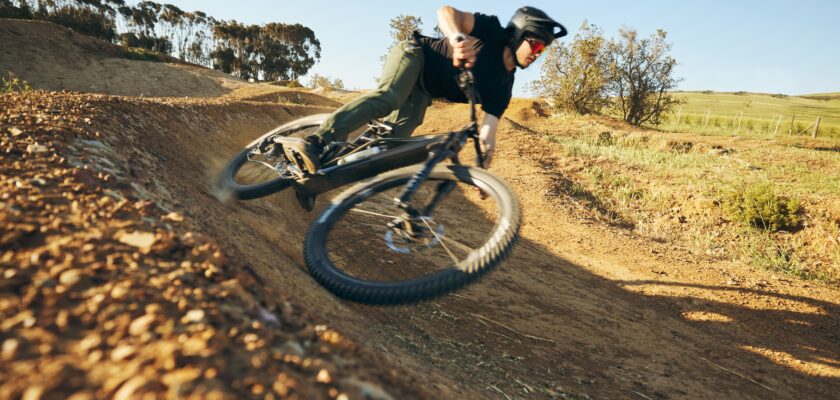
[304,164,521,304]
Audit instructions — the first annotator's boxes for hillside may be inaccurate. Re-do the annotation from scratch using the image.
[801,92,840,101]
[667,91,840,137]
[3,19,840,399]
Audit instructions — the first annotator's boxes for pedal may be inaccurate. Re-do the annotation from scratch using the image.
[295,191,316,212]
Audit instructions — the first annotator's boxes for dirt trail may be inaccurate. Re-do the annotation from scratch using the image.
[3,18,840,399]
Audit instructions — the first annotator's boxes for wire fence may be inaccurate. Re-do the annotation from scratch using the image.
[663,108,840,138]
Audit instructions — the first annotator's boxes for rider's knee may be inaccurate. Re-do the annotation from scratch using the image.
[369,89,402,113]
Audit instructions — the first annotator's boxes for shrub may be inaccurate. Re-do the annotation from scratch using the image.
[286,79,303,88]
[119,33,172,54]
[1,72,31,94]
[724,184,801,231]
[308,73,344,90]
[665,140,693,153]
[532,22,610,115]
[0,3,34,19]
[595,131,614,146]
[124,47,163,62]
[743,233,807,278]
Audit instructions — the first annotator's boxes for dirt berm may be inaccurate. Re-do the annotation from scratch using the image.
[2,19,839,399]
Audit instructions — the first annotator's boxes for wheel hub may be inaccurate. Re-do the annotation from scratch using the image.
[384,216,444,254]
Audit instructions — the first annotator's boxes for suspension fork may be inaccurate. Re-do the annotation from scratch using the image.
[394,133,459,210]
[421,181,457,216]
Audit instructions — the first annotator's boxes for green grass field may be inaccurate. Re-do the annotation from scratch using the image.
[660,91,840,138]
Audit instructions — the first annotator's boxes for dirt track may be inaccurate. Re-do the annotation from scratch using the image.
[124,96,840,399]
[3,18,840,399]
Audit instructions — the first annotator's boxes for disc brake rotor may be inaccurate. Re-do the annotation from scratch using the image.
[384,216,444,254]
[246,145,301,179]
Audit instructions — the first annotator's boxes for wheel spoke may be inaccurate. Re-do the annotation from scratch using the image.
[438,234,475,255]
[421,218,459,264]
[349,207,401,220]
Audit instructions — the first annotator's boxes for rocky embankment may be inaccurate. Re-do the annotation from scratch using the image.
[0,91,426,399]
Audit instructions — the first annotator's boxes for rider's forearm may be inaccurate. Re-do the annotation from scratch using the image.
[479,114,498,149]
[479,114,499,166]
[437,6,474,42]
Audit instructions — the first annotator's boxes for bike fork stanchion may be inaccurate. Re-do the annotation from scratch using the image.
[395,136,457,208]
[422,181,457,216]
[472,134,485,167]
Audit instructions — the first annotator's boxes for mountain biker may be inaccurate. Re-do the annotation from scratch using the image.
[283,5,566,174]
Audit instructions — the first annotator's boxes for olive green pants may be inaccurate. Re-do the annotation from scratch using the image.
[314,39,433,143]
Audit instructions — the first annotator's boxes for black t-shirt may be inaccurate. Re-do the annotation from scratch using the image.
[416,13,515,118]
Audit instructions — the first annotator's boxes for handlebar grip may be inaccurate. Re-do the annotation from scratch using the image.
[451,33,472,72]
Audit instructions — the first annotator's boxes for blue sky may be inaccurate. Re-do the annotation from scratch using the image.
[163,0,840,97]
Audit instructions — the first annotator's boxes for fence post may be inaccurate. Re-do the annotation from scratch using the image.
[788,114,796,135]
[736,111,743,132]
[813,116,821,138]
[773,114,782,135]
[704,109,711,128]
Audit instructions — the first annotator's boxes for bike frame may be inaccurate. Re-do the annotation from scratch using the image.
[292,70,484,203]
[292,134,448,196]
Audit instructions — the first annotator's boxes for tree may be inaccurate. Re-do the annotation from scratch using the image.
[388,14,422,42]
[45,4,117,41]
[158,3,184,55]
[3,1,320,79]
[258,23,321,80]
[211,20,321,81]
[211,20,260,79]
[376,14,422,82]
[605,28,682,126]
[431,25,444,39]
[531,22,610,115]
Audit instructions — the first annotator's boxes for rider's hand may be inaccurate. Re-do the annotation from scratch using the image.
[481,145,495,169]
[450,34,479,69]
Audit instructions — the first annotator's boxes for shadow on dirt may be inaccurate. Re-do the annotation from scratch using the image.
[619,281,840,371]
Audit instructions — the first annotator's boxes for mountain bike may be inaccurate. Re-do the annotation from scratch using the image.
[220,70,521,304]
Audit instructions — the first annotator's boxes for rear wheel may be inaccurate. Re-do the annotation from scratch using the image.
[220,114,329,200]
[304,164,521,304]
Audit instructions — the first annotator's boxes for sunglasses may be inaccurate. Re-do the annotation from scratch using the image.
[524,37,547,57]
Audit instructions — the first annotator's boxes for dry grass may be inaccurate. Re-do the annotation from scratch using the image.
[533,111,840,282]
